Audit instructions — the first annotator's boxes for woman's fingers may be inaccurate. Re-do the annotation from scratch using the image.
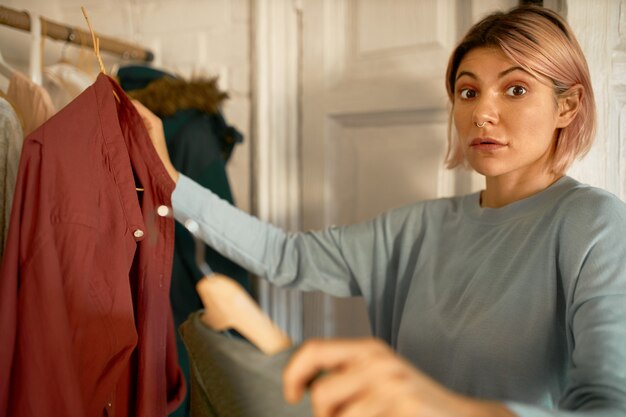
[131,100,179,182]
[283,338,387,404]
[283,337,404,417]
[306,345,405,417]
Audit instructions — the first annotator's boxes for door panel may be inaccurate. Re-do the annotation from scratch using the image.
[328,116,448,225]
[302,0,462,338]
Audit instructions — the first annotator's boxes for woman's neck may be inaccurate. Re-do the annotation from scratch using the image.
[481,171,563,208]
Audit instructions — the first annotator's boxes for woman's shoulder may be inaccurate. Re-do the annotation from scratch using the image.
[560,177,626,210]
[554,177,626,228]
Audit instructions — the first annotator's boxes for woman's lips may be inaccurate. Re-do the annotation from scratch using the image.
[470,137,506,151]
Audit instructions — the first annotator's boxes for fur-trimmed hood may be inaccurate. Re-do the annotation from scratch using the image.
[116,66,228,117]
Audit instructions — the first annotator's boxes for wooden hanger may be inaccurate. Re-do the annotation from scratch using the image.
[196,274,292,355]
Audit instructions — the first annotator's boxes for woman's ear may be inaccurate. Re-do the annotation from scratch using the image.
[556,85,583,128]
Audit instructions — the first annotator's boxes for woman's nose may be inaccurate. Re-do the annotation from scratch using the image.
[472,93,499,126]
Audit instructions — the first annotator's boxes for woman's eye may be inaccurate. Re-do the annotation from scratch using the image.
[506,85,527,96]
[459,88,476,99]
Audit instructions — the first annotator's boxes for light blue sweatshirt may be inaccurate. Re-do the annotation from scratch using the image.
[172,174,626,417]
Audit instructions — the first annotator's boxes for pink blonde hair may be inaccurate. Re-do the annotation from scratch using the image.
[444,5,596,174]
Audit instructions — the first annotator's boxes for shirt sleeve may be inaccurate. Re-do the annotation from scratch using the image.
[506,193,626,417]
[171,173,403,298]
[0,139,85,416]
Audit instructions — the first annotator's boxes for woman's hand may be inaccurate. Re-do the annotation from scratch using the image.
[283,338,515,417]
[131,100,180,183]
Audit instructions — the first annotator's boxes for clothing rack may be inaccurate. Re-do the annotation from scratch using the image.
[0,5,154,62]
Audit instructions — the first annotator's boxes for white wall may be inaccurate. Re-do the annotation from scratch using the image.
[0,0,252,212]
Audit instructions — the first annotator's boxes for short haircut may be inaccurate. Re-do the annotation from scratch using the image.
[444,5,596,174]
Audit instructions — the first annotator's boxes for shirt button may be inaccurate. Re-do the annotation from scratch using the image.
[133,229,144,238]
[157,205,170,217]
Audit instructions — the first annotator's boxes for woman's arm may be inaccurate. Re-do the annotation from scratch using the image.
[132,98,396,297]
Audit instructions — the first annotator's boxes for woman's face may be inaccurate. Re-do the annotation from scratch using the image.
[453,47,562,181]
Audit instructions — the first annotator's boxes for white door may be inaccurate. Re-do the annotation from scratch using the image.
[299,0,516,338]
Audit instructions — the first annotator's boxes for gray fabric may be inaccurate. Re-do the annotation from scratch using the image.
[172,174,626,417]
[179,311,313,417]
[0,97,23,259]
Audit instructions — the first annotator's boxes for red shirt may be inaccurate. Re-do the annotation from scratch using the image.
[0,74,185,417]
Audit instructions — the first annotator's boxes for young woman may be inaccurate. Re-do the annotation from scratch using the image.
[134,5,626,417]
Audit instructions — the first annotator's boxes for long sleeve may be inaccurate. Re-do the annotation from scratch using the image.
[0,139,87,417]
[506,279,626,417]
[172,174,373,297]
[504,190,626,417]
[171,173,428,304]
[0,138,37,415]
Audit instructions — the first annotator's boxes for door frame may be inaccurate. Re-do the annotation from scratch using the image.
[252,0,304,342]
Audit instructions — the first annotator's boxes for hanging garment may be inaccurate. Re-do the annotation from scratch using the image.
[117,65,249,417]
[0,96,23,260]
[6,70,55,135]
[180,311,313,417]
[0,73,185,417]
[43,62,94,111]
